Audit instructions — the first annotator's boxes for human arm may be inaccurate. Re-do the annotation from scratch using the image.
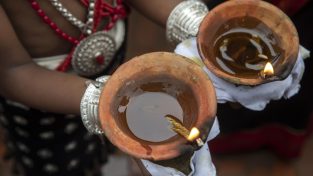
[127,0,213,27]
[0,5,87,115]
[127,0,209,45]
[126,0,183,27]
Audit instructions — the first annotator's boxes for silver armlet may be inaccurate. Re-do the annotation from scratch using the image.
[80,76,110,135]
[166,0,208,45]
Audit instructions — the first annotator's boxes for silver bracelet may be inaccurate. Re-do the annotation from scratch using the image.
[80,76,110,135]
[166,0,208,45]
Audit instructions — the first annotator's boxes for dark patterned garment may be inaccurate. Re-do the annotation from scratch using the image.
[0,100,110,176]
[0,32,127,176]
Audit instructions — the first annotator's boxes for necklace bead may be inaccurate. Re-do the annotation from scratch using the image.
[49,0,94,33]
[28,0,128,74]
[28,0,79,44]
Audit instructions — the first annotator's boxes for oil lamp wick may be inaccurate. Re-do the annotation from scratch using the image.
[260,62,274,79]
[165,116,204,147]
[260,53,280,79]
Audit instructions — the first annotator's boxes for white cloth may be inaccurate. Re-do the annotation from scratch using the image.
[34,54,66,70]
[141,117,219,176]
[175,37,306,111]
[300,45,311,59]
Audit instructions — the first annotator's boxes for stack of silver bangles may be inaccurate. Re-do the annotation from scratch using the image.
[80,76,110,135]
[166,0,208,45]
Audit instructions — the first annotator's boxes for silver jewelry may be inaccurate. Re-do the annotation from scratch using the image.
[71,31,116,77]
[49,0,95,34]
[166,0,208,45]
[71,19,125,77]
[50,0,126,76]
[80,76,110,135]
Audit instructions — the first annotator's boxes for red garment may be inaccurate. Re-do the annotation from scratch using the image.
[209,112,313,159]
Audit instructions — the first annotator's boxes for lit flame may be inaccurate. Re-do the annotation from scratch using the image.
[263,62,274,77]
[166,116,204,147]
[187,127,200,141]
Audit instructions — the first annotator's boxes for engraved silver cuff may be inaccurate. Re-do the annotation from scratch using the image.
[80,75,110,135]
[166,0,208,45]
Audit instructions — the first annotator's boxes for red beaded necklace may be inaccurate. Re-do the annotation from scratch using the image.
[28,0,128,74]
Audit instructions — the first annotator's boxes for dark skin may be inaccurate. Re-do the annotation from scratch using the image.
[0,0,182,114]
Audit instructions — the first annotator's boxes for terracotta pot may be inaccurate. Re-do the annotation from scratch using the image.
[197,0,299,86]
[98,52,216,161]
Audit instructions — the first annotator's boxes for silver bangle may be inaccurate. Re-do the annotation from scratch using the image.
[166,0,208,45]
[80,75,110,135]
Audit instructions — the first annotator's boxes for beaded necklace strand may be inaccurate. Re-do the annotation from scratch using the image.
[28,0,128,75]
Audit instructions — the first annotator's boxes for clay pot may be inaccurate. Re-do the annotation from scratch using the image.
[197,0,299,86]
[98,52,216,161]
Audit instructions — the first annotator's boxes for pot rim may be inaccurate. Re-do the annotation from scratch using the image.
[197,0,299,86]
[98,52,217,160]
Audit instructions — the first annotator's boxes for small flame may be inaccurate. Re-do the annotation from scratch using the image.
[187,127,200,141]
[263,62,274,77]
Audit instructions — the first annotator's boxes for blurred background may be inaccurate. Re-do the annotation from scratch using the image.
[1,0,313,175]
